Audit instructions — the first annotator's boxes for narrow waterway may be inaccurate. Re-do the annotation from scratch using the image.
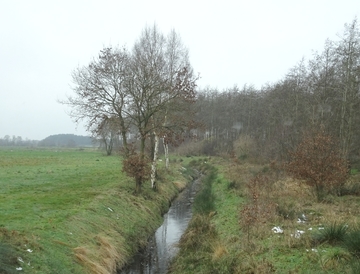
[118,178,201,274]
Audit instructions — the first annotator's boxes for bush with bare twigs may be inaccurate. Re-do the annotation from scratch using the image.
[286,128,349,201]
[122,153,151,193]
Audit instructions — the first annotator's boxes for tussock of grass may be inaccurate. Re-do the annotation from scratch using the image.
[313,222,348,245]
[173,180,187,191]
[211,243,228,261]
[343,229,360,257]
[319,248,352,270]
[178,214,217,251]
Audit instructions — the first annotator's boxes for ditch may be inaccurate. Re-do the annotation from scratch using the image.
[118,177,202,274]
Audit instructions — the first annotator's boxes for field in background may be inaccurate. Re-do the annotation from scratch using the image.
[0,147,188,273]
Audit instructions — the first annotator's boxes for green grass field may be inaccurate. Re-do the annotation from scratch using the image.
[0,147,186,273]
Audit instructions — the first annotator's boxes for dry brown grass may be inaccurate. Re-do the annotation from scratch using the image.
[173,180,187,191]
[211,242,228,261]
[74,235,122,274]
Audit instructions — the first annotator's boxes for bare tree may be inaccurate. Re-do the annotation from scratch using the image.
[60,47,131,156]
[126,25,197,189]
[94,116,120,156]
[334,19,360,157]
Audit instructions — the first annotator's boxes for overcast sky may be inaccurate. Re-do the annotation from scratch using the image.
[1,1,359,140]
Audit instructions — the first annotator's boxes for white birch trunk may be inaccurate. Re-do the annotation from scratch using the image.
[163,138,169,169]
[151,132,159,189]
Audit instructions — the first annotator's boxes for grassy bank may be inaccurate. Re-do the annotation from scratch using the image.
[170,157,360,273]
[0,148,190,273]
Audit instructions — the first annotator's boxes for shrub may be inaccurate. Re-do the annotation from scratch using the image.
[233,134,257,162]
[276,201,297,220]
[122,153,151,193]
[339,180,360,196]
[240,175,276,241]
[286,128,349,201]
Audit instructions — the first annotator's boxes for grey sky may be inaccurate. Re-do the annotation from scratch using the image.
[1,0,359,140]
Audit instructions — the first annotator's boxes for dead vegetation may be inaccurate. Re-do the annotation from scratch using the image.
[74,235,123,274]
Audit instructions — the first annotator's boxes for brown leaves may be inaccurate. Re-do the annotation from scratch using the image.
[122,152,151,193]
[286,128,349,200]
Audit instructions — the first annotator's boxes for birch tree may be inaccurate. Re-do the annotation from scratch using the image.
[127,25,197,189]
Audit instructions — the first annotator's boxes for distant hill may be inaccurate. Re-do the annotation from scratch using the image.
[38,134,93,147]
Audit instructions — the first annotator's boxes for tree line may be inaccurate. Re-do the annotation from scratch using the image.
[0,134,93,147]
[192,18,360,166]
[0,135,38,147]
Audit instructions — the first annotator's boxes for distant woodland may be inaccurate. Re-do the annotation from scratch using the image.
[0,134,92,148]
[38,134,93,147]
[187,19,360,167]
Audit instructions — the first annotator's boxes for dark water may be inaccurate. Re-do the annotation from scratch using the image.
[118,178,201,274]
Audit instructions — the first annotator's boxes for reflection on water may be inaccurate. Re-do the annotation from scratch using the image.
[119,179,200,274]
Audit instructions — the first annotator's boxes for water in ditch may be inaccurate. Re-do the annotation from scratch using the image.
[118,178,201,274]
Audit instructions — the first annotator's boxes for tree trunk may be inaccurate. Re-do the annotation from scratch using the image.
[119,117,129,157]
[140,135,146,159]
[163,138,169,169]
[151,132,159,189]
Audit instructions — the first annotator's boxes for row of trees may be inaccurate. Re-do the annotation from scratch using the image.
[192,19,360,165]
[61,25,198,192]
[0,135,38,147]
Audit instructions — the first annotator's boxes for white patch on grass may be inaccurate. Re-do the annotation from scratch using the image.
[291,230,305,238]
[18,257,24,263]
[272,226,283,233]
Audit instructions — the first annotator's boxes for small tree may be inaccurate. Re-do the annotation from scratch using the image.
[122,152,151,193]
[286,128,349,201]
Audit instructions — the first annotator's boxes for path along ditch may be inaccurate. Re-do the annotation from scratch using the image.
[118,177,202,274]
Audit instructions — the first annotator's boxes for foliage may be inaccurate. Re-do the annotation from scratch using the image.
[122,152,151,193]
[286,128,349,201]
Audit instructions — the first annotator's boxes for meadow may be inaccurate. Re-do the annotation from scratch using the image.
[170,158,360,273]
[0,147,187,273]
